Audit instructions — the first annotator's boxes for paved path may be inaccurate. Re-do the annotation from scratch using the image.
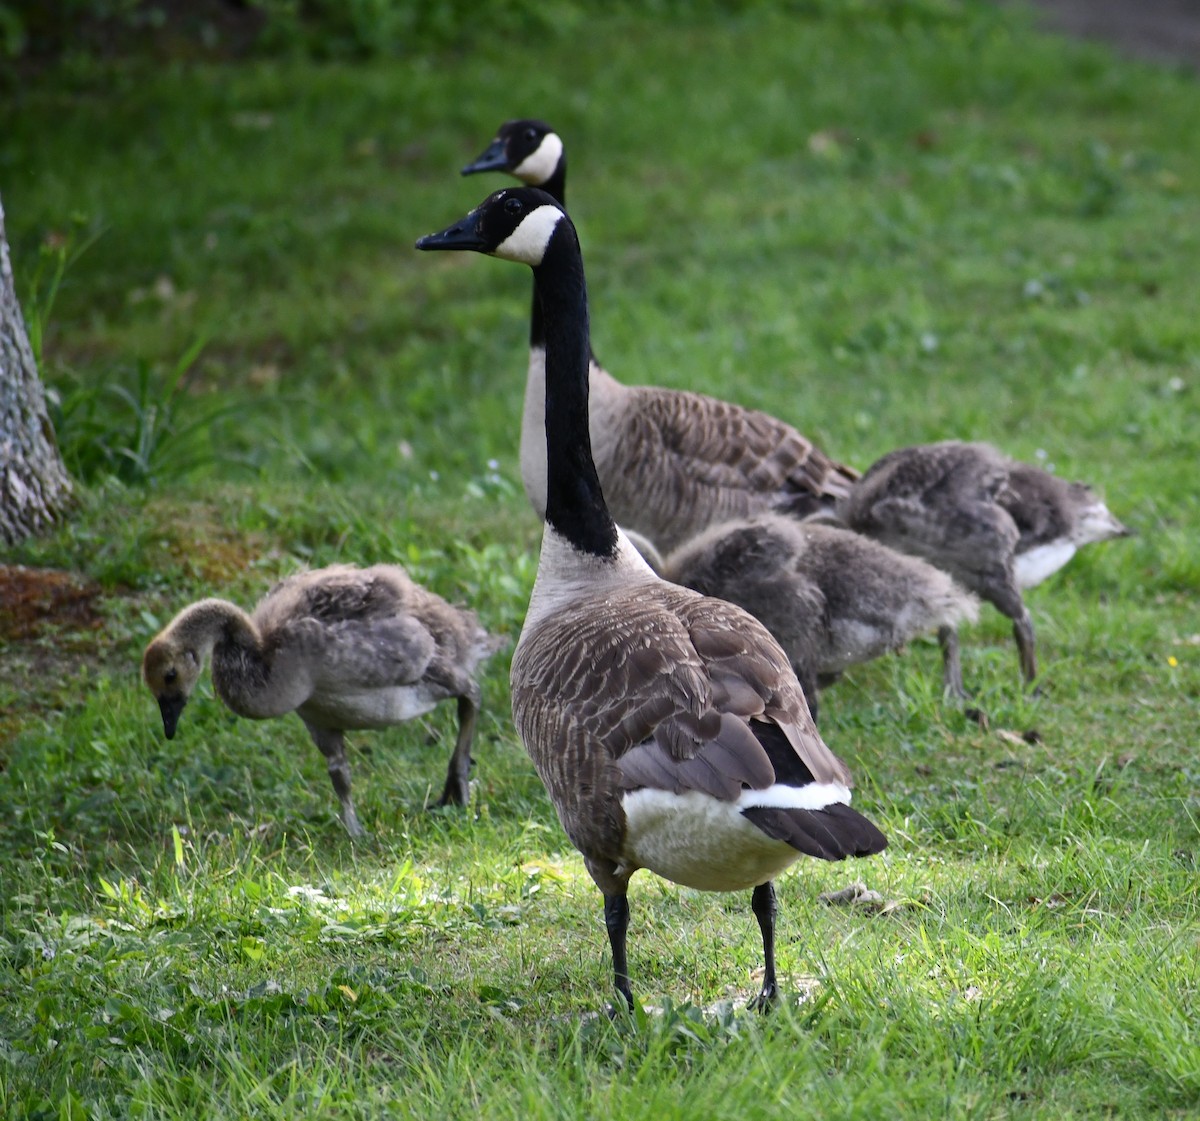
[1026,0,1200,69]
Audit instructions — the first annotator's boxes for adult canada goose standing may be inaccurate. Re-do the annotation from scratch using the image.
[142,564,503,837]
[461,120,859,554]
[838,441,1131,694]
[417,187,886,1009]
[634,514,979,722]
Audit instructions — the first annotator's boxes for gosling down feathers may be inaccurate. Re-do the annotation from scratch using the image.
[461,119,859,554]
[635,514,979,723]
[142,564,503,837]
[417,187,886,1009]
[838,441,1131,694]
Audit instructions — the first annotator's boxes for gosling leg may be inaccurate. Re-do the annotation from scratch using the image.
[1012,606,1038,686]
[939,624,968,699]
[306,724,366,838]
[431,677,481,808]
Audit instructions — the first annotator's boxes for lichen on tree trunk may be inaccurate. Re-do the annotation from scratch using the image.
[0,193,73,546]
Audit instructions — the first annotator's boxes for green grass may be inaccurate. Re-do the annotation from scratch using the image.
[2,2,1199,1117]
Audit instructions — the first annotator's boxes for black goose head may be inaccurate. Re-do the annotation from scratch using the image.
[461,119,563,188]
[416,187,567,266]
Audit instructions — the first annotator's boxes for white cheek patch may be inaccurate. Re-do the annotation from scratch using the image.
[513,133,564,186]
[493,204,564,265]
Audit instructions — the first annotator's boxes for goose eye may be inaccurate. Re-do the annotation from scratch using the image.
[504,197,524,216]
[523,127,538,142]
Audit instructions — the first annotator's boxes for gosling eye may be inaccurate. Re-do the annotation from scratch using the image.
[164,668,178,686]
[504,196,524,216]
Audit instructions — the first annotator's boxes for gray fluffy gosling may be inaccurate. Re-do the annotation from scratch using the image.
[142,563,503,837]
[633,514,979,723]
[461,119,858,553]
[417,187,886,1010]
[838,441,1131,694]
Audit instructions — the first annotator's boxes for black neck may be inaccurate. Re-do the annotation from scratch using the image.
[542,158,566,206]
[530,281,545,350]
[527,162,600,371]
[533,223,619,558]
[528,164,564,350]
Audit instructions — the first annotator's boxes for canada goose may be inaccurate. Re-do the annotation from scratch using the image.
[635,514,979,722]
[838,441,1131,694]
[461,120,859,554]
[141,564,503,837]
[417,187,887,1009]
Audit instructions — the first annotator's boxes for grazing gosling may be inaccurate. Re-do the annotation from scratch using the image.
[142,564,503,836]
[839,441,1131,694]
[640,514,979,723]
[461,119,858,553]
[417,187,886,1010]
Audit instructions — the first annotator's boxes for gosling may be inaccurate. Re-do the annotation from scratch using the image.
[142,563,503,836]
[633,516,979,722]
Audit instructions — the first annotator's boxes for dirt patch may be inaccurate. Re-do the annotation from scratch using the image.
[0,566,104,641]
[0,567,110,753]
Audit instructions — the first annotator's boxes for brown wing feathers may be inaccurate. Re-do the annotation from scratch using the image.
[598,389,859,552]
[513,583,857,811]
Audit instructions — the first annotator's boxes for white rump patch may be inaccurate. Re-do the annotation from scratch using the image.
[620,784,848,893]
[493,204,564,265]
[621,789,798,891]
[513,132,564,186]
[1014,540,1076,589]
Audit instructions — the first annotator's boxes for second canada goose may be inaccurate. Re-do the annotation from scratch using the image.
[142,564,503,836]
[635,514,979,722]
[838,441,1131,693]
[417,187,887,1009]
[460,119,859,554]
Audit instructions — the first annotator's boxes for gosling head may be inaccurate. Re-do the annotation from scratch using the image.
[142,635,203,740]
[461,119,563,187]
[1068,482,1134,544]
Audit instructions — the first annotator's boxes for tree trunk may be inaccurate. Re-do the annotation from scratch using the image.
[0,193,73,546]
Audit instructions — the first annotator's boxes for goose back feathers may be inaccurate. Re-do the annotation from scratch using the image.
[142,564,502,836]
[417,187,885,1008]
